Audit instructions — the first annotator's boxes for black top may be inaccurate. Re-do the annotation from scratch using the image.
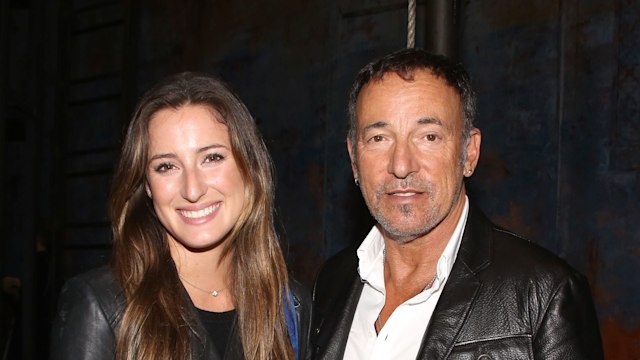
[196,308,242,358]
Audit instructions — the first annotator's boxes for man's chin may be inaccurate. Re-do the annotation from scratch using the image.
[376,222,434,244]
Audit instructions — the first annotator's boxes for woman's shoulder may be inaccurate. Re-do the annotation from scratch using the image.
[288,277,311,309]
[57,265,124,321]
[50,265,124,359]
[64,265,120,295]
[288,277,312,360]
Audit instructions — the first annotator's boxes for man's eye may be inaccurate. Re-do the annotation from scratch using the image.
[426,134,437,141]
[371,135,384,142]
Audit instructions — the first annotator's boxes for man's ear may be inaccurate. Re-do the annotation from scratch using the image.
[464,128,481,176]
[347,137,359,181]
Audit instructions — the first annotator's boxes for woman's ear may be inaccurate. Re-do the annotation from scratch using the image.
[145,183,152,199]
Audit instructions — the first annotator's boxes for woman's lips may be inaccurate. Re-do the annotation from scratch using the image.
[177,202,221,222]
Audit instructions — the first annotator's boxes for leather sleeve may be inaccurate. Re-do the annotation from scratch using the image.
[49,276,118,360]
[532,272,604,360]
[290,278,313,360]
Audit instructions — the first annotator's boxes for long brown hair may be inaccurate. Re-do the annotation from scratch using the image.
[108,72,294,359]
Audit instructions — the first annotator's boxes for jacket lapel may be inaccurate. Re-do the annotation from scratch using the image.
[417,205,493,359]
[417,261,480,359]
[316,277,364,360]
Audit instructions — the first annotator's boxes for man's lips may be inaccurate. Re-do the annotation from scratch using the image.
[392,192,417,197]
[387,189,423,197]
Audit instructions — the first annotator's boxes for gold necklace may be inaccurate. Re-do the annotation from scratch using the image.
[179,275,226,297]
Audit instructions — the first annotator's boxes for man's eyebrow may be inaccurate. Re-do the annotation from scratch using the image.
[417,117,443,126]
[362,121,387,133]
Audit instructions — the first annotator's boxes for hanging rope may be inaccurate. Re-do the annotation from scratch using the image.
[407,0,416,48]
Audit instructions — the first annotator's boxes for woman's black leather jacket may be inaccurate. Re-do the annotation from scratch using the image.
[50,266,311,360]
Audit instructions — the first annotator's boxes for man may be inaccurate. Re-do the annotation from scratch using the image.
[310,49,603,359]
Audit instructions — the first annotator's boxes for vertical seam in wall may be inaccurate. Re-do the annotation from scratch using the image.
[0,0,8,274]
[557,0,566,257]
[610,0,620,172]
[321,7,342,259]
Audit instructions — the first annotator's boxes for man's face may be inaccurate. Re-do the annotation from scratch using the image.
[348,70,480,243]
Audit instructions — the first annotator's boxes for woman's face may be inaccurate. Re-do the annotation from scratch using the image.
[145,104,246,251]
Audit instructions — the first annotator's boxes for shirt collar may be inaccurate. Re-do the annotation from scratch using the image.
[356,196,470,300]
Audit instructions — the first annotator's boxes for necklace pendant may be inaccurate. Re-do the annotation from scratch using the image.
[211,290,220,297]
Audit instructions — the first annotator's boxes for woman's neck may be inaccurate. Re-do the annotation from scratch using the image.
[170,241,235,312]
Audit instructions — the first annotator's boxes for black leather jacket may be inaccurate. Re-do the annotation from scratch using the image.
[50,266,312,360]
[310,206,604,359]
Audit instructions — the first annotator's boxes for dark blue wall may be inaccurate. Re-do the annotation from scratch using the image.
[461,1,640,357]
[2,0,638,358]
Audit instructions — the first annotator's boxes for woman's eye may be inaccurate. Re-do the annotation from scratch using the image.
[155,163,175,172]
[204,153,224,163]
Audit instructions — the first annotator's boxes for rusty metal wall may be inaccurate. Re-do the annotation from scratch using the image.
[2,0,638,358]
[461,1,640,358]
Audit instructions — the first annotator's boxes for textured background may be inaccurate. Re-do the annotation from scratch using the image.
[1,0,638,358]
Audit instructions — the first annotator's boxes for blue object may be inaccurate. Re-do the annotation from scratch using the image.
[284,290,299,359]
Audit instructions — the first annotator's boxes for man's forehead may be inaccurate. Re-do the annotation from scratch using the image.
[369,68,449,88]
[356,71,462,128]
[358,70,459,105]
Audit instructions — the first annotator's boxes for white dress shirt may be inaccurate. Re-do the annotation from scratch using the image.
[343,197,469,360]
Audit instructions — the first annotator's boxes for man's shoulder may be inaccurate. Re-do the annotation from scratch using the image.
[452,214,602,358]
[464,205,581,280]
[319,246,359,275]
[312,245,360,306]
[471,221,587,290]
[315,246,359,285]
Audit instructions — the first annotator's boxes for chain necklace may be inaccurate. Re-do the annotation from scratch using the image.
[179,275,226,297]
[376,248,437,333]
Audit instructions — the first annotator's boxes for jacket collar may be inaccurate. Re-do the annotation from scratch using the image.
[455,203,494,275]
[312,203,494,360]
[417,203,493,359]
[311,246,362,359]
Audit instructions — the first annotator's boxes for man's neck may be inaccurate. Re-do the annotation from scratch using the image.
[383,190,466,287]
[382,191,467,275]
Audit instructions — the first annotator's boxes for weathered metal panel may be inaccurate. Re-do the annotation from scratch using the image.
[461,0,563,253]
[461,0,640,357]
[5,0,637,357]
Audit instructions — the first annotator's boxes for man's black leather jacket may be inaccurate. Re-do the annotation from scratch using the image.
[50,266,312,360]
[310,206,604,359]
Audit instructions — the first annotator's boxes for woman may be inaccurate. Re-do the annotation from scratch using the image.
[51,72,310,360]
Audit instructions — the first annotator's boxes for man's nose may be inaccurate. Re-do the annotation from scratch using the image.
[388,140,418,179]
